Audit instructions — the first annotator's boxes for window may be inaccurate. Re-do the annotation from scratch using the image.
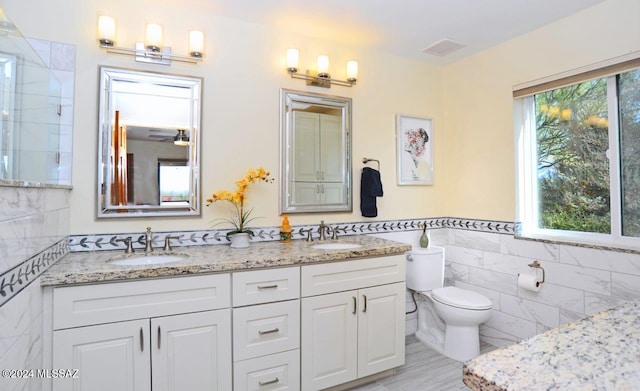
[515,62,640,249]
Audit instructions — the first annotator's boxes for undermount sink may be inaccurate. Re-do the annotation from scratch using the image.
[109,254,186,266]
[312,243,363,250]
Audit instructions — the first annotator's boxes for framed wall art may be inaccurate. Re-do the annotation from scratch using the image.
[396,114,433,185]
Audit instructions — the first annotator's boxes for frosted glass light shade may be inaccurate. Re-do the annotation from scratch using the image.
[189,30,204,57]
[98,15,116,45]
[286,48,299,71]
[317,55,329,76]
[346,60,358,81]
[145,23,163,51]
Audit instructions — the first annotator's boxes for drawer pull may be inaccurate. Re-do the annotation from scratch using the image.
[140,328,144,352]
[258,328,280,335]
[257,284,279,290]
[157,326,161,349]
[259,377,279,386]
[363,295,367,313]
[352,296,357,314]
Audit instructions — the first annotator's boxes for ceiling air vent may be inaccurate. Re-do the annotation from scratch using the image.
[422,38,465,56]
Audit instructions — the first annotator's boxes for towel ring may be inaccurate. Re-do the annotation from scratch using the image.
[362,157,380,171]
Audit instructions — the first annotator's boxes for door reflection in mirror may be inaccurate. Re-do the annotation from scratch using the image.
[280,89,352,213]
[98,67,201,218]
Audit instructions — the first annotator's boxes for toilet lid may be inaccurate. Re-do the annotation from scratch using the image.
[431,286,492,310]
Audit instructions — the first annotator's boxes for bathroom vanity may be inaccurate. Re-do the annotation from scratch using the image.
[463,299,640,390]
[41,236,411,391]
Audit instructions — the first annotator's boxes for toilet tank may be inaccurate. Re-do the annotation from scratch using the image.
[406,246,445,292]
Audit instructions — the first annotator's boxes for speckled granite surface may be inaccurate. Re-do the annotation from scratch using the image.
[463,299,640,390]
[41,236,411,286]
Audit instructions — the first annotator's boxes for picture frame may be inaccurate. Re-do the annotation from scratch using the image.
[396,114,433,185]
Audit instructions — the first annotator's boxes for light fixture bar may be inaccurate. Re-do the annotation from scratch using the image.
[288,70,356,88]
[100,43,202,65]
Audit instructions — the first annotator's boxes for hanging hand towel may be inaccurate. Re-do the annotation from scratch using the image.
[360,167,383,217]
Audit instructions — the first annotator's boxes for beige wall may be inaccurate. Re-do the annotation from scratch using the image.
[442,0,640,221]
[3,0,639,233]
[2,0,446,234]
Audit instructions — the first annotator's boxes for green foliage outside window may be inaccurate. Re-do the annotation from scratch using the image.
[535,79,611,234]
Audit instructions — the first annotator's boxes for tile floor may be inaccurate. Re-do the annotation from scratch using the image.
[348,336,496,391]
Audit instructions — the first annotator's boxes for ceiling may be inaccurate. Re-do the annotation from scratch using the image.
[157,0,604,64]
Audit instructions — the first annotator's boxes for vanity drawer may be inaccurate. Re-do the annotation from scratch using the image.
[301,255,405,297]
[232,267,300,307]
[234,349,300,391]
[233,300,300,361]
[53,274,230,330]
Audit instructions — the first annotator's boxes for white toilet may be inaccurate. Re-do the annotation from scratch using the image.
[406,246,492,361]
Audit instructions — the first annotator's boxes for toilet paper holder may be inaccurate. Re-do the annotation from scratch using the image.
[528,260,546,285]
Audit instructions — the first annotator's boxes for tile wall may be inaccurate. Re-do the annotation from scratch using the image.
[0,38,74,391]
[0,185,70,391]
[375,227,640,348]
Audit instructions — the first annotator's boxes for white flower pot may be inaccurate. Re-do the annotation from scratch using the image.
[228,232,250,248]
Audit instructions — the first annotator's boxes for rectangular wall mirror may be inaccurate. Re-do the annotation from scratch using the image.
[280,89,352,213]
[97,66,202,218]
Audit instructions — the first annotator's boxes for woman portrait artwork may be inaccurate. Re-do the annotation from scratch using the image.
[397,115,433,185]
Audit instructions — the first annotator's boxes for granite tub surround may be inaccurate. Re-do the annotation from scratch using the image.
[463,298,640,390]
[41,235,411,286]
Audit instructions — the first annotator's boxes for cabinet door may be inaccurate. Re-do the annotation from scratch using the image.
[301,291,357,390]
[291,182,321,206]
[357,282,406,377]
[320,182,346,205]
[151,309,231,391]
[293,111,320,182]
[52,319,150,391]
[319,113,343,183]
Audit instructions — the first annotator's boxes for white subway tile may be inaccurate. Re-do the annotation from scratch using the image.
[560,245,640,276]
[584,293,628,315]
[499,293,559,329]
[611,272,640,299]
[500,235,559,261]
[518,282,584,313]
[479,325,518,348]
[484,310,537,340]
[453,230,501,252]
[468,267,518,295]
[542,262,611,295]
[482,251,532,276]
[445,245,483,267]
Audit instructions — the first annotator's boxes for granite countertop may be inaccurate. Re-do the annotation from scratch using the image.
[41,235,411,286]
[463,299,640,390]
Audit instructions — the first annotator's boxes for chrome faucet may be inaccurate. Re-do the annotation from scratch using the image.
[318,220,335,241]
[144,227,154,253]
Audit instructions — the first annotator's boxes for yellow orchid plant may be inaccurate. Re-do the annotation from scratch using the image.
[206,167,274,237]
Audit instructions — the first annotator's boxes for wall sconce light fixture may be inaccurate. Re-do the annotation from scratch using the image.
[97,15,204,65]
[173,129,190,146]
[286,48,357,88]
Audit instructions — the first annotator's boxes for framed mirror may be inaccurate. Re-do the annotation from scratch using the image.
[97,67,202,218]
[280,89,352,214]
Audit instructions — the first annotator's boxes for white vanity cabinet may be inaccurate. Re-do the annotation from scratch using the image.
[300,255,406,390]
[47,274,232,391]
[232,267,301,391]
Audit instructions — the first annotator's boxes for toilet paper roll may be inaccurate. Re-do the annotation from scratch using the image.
[518,272,541,292]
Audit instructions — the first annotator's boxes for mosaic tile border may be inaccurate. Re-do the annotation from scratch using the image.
[68,217,515,253]
[0,239,68,307]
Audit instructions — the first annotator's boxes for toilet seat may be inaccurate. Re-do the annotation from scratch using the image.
[431,286,492,310]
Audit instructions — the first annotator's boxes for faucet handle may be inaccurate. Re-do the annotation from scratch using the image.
[116,237,135,253]
[329,225,339,240]
[301,228,314,242]
[163,236,180,251]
